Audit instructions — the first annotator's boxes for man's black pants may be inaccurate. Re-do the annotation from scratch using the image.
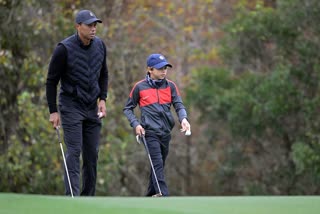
[59,102,101,196]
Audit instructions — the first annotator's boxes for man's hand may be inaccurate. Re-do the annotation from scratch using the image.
[98,100,106,118]
[49,112,60,129]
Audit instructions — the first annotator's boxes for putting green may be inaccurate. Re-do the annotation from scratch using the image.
[0,193,319,214]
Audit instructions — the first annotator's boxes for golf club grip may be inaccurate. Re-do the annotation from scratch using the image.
[56,128,60,142]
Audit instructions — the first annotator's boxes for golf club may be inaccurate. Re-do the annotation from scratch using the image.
[138,134,162,196]
[56,127,74,198]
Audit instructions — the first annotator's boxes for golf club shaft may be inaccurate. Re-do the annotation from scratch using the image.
[60,142,74,198]
[142,135,162,195]
[56,128,74,198]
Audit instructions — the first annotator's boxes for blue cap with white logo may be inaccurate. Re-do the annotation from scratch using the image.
[147,54,173,69]
[75,10,102,24]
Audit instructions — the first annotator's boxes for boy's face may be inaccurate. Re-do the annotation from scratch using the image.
[148,66,169,80]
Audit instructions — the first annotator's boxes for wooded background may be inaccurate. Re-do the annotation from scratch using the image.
[1,0,320,196]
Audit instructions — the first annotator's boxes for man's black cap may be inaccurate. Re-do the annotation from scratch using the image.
[75,10,102,24]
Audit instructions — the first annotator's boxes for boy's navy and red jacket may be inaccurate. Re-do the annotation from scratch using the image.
[123,76,188,136]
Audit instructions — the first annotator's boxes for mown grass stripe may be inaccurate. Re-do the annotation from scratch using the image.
[1,193,319,214]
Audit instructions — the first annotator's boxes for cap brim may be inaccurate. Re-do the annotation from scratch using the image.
[82,18,102,24]
[153,62,173,69]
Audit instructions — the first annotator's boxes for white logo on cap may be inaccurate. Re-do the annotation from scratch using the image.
[159,55,165,60]
[90,12,94,17]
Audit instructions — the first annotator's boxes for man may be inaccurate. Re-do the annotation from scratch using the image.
[123,53,191,197]
[46,9,108,196]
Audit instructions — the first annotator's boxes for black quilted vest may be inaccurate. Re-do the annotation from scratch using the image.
[60,34,104,105]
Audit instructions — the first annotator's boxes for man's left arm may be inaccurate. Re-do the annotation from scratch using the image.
[98,42,108,118]
[99,41,108,102]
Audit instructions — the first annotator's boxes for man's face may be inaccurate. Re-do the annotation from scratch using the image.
[76,22,97,44]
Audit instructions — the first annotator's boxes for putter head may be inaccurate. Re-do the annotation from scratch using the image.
[152,193,163,197]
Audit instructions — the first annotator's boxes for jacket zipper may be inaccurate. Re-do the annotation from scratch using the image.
[156,88,165,131]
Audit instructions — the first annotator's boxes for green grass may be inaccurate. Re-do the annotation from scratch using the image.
[1,193,320,214]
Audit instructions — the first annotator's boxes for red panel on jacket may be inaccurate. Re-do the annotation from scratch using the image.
[159,87,171,104]
[139,87,171,107]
